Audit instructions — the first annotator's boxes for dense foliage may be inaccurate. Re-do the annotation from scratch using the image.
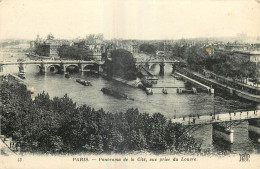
[172,44,258,82]
[210,51,257,81]
[0,75,201,154]
[139,44,157,55]
[57,45,94,60]
[35,44,50,56]
[184,45,210,71]
[103,49,137,80]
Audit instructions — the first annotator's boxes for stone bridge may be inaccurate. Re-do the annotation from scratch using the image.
[0,59,103,73]
[135,59,179,75]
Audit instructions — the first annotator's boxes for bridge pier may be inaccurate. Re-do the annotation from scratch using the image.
[212,123,234,143]
[172,64,177,73]
[39,65,47,73]
[248,119,260,142]
[18,63,26,73]
[0,65,6,74]
[79,64,84,72]
[145,63,150,69]
[159,63,165,75]
[61,65,67,73]
[98,64,103,73]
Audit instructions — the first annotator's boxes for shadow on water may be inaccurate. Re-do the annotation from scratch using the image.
[248,131,260,143]
[212,136,232,153]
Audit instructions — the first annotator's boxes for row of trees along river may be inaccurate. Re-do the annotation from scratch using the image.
[140,43,258,83]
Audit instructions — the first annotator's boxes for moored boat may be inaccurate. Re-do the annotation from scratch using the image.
[65,72,70,78]
[18,72,25,79]
[146,88,153,95]
[101,87,128,99]
[162,87,168,94]
[76,79,92,86]
[141,78,152,87]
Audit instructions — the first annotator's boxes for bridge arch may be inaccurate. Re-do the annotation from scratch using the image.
[47,64,62,72]
[83,64,97,70]
[65,64,80,72]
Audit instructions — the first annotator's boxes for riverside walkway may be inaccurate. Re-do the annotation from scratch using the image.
[171,110,260,126]
[177,69,260,102]
[205,71,260,94]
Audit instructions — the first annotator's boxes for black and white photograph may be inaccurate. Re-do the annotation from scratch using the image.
[0,0,260,169]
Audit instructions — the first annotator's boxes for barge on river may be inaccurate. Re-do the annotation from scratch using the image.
[76,79,92,86]
[18,72,25,79]
[101,87,129,100]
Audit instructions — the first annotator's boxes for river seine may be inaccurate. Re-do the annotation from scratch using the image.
[1,48,260,154]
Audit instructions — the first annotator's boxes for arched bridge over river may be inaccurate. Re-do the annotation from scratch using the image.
[0,60,103,73]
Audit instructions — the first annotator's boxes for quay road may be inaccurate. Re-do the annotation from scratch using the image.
[205,70,260,93]
[178,69,260,103]
[171,110,260,126]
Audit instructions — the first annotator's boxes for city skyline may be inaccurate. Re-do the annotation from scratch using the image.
[0,0,260,40]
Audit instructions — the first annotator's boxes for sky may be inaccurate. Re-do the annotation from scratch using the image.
[0,0,260,40]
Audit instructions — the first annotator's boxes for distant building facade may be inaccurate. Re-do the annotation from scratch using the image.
[33,33,70,58]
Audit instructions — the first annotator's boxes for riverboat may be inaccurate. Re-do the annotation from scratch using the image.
[162,88,168,94]
[76,79,92,86]
[90,70,99,76]
[18,72,25,79]
[65,72,70,78]
[141,78,152,87]
[172,74,182,80]
[146,88,153,95]
[101,87,128,99]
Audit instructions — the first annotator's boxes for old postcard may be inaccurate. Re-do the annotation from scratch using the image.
[0,0,260,169]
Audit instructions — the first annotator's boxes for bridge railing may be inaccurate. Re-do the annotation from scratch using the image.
[0,59,99,65]
[172,110,260,125]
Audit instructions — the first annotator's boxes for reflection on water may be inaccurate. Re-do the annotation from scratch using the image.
[1,50,260,154]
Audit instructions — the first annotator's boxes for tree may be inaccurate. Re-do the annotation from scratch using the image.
[34,44,50,56]
[139,44,156,55]
[185,45,210,71]
[173,44,187,59]
[103,49,137,80]
[0,75,202,154]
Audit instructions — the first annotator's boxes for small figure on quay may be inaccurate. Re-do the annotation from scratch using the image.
[193,118,196,124]
[183,116,185,121]
[197,114,200,119]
